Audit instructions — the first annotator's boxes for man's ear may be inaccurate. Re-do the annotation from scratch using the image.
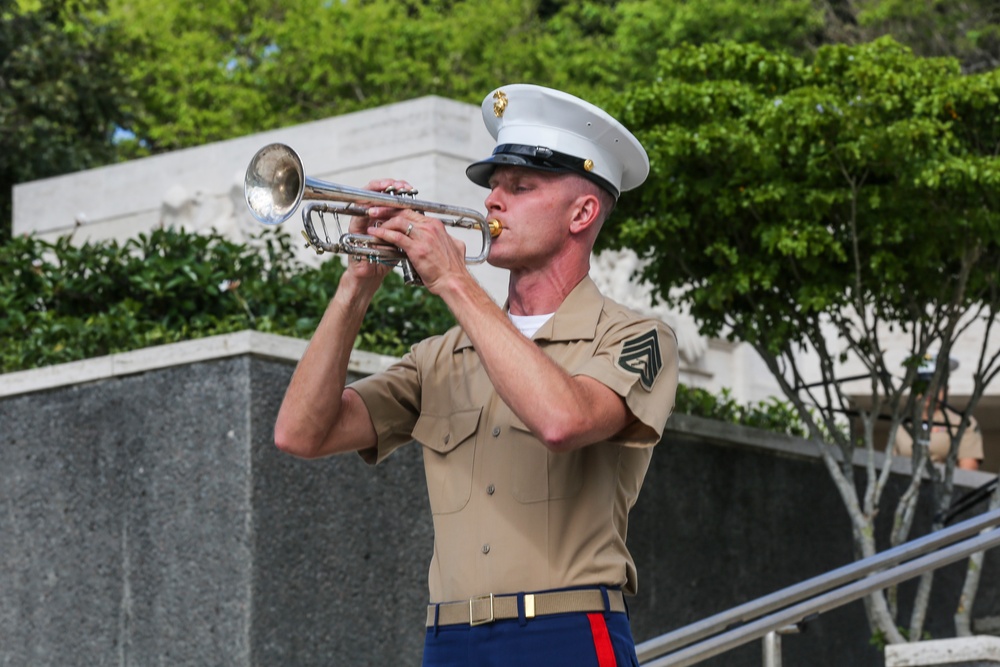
[568,193,602,235]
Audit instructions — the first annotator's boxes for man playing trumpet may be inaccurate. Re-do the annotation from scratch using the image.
[273,84,678,666]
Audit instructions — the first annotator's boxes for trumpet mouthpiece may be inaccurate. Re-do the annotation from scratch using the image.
[487,219,503,238]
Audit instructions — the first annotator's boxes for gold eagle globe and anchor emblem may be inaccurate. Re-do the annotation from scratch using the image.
[493,90,508,118]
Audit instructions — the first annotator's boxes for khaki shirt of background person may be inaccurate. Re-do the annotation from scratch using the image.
[894,406,984,470]
[351,276,678,603]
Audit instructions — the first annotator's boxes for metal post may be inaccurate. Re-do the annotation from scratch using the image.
[762,624,802,667]
[762,630,782,667]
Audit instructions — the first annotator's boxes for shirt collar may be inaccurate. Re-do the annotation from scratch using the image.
[454,276,604,351]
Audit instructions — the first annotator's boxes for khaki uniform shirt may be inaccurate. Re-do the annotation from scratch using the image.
[894,407,984,463]
[350,277,678,603]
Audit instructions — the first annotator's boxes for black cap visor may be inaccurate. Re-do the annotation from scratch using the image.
[466,144,619,198]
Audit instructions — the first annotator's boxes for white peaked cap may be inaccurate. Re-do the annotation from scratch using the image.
[917,352,959,377]
[466,84,650,199]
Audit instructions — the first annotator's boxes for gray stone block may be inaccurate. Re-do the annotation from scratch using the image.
[0,356,432,666]
[885,636,1000,666]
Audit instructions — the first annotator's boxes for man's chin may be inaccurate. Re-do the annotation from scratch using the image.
[486,250,510,269]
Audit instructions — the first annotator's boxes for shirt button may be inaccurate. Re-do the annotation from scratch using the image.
[492,427,501,437]
[487,484,495,495]
[443,434,450,445]
[482,544,490,554]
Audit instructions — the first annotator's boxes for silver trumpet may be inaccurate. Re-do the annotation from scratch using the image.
[244,143,502,285]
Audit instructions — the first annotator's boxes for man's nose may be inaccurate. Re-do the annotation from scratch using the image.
[484,188,504,211]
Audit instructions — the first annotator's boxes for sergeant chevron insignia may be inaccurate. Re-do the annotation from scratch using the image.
[617,329,662,391]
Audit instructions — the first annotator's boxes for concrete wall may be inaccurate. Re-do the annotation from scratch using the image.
[1,333,998,666]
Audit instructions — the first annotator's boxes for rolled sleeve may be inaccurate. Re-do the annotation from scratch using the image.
[348,352,422,465]
[575,320,679,445]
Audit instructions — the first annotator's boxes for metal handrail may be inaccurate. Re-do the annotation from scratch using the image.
[636,505,1000,666]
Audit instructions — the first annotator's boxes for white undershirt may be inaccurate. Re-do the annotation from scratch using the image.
[508,312,555,339]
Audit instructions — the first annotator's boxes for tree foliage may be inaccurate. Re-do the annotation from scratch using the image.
[99,0,1000,157]
[847,0,1000,72]
[611,38,1000,352]
[0,0,133,241]
[105,0,568,154]
[607,36,1000,642]
[4,0,999,238]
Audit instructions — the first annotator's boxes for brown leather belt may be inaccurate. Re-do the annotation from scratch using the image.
[426,589,626,627]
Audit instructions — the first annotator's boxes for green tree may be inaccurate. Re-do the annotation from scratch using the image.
[106,0,574,154]
[607,37,1000,644]
[592,0,1000,87]
[3,0,996,219]
[99,0,834,155]
[846,0,1000,72]
[99,0,1000,160]
[0,0,133,240]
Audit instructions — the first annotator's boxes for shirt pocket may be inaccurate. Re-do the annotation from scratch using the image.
[508,416,584,504]
[413,408,482,515]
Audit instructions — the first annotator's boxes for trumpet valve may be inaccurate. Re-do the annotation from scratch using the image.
[383,185,418,197]
[487,219,503,238]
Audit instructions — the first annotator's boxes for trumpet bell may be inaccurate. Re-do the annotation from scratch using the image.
[245,143,305,226]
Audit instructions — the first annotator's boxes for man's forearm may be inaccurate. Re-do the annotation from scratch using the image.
[274,271,381,458]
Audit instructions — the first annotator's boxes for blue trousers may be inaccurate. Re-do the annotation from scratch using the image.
[423,610,639,667]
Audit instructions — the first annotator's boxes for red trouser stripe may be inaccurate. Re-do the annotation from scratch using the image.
[587,613,617,667]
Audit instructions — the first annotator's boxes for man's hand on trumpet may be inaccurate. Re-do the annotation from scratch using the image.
[343,178,420,283]
[364,193,472,295]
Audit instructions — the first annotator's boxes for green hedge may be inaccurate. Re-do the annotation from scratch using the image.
[1,227,807,436]
[0,227,455,372]
[674,385,808,438]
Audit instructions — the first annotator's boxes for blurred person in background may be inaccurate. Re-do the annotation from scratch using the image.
[895,353,983,471]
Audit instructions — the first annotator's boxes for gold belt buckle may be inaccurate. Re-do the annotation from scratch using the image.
[469,593,495,626]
